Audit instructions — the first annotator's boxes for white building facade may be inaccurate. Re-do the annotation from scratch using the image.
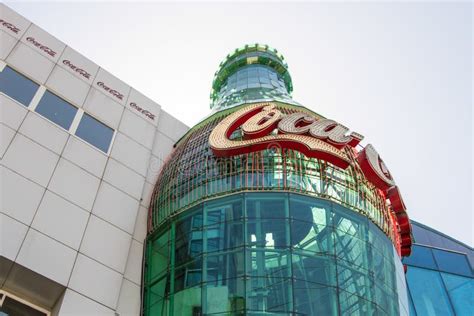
[0,4,188,315]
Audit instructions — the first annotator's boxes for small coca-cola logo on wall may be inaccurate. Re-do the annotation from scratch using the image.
[0,19,20,34]
[26,37,56,57]
[129,102,156,121]
[62,60,91,80]
[97,81,124,100]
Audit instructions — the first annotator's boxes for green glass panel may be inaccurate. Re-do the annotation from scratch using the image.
[292,253,337,286]
[205,197,243,226]
[293,280,338,316]
[334,233,368,268]
[291,220,334,255]
[148,298,169,316]
[332,204,369,239]
[374,281,398,315]
[175,259,202,293]
[204,278,246,314]
[206,221,244,253]
[150,231,170,280]
[337,259,374,299]
[149,277,169,304]
[246,197,287,219]
[173,286,202,316]
[246,249,291,279]
[175,207,204,267]
[339,289,378,316]
[289,194,331,224]
[247,218,290,249]
[206,251,245,283]
[246,277,292,313]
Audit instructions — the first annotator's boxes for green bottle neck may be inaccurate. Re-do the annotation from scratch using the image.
[211,65,298,111]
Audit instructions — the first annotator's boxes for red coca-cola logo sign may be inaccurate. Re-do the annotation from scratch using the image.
[26,37,56,57]
[62,60,91,80]
[129,102,155,121]
[97,82,123,100]
[0,19,20,34]
[209,102,412,255]
[209,103,362,169]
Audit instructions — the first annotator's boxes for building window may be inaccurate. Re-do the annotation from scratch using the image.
[35,91,78,130]
[0,290,50,316]
[0,66,39,106]
[1,63,115,154]
[75,113,114,153]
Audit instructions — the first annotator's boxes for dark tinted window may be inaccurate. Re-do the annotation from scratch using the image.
[0,66,39,106]
[75,113,114,153]
[432,249,472,277]
[35,91,77,129]
[0,297,47,316]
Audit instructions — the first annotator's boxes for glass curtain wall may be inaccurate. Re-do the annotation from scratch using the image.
[403,223,473,316]
[144,193,407,316]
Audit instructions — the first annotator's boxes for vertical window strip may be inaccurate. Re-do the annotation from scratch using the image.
[69,108,84,134]
[28,85,46,110]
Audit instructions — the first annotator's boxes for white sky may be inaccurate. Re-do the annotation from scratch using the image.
[6,1,472,246]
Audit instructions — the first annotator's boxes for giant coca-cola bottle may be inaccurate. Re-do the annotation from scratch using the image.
[144,44,412,316]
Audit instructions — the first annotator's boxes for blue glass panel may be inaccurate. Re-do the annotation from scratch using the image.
[410,223,431,245]
[407,289,417,316]
[0,66,39,106]
[432,249,472,277]
[441,237,472,254]
[75,113,114,153]
[440,272,474,316]
[402,245,437,269]
[468,254,474,272]
[408,289,417,316]
[406,267,454,315]
[35,91,77,130]
[425,230,446,248]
